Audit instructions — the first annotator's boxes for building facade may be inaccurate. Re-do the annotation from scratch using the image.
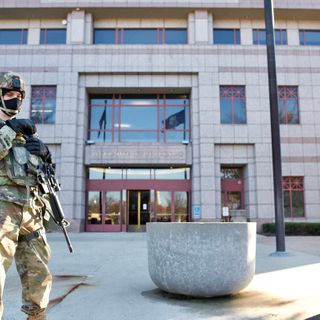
[0,0,319,232]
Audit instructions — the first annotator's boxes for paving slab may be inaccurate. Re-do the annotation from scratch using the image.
[3,233,320,320]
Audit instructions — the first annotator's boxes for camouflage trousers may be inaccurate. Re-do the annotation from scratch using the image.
[0,197,52,319]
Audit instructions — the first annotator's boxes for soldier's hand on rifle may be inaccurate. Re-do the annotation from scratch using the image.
[6,118,37,136]
[25,137,52,163]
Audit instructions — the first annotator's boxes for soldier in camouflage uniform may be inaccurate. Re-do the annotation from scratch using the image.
[0,72,52,320]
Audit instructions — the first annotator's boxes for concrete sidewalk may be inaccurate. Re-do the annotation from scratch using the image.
[3,233,320,320]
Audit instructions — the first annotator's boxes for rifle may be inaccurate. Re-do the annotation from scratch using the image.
[37,164,74,253]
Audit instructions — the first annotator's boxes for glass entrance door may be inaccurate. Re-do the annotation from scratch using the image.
[128,190,150,231]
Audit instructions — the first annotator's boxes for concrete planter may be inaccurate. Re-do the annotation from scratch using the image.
[147,222,256,297]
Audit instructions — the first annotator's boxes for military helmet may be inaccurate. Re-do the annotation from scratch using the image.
[0,71,26,99]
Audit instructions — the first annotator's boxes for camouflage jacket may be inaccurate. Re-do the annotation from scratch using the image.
[0,125,41,206]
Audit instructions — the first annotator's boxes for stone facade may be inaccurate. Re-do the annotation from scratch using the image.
[0,1,319,231]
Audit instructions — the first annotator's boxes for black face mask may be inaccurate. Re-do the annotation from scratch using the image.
[3,97,22,111]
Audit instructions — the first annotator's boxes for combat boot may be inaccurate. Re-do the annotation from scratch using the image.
[26,308,46,320]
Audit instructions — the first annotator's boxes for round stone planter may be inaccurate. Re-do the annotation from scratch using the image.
[147,222,256,297]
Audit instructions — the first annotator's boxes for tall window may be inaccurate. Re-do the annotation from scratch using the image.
[253,29,287,45]
[220,86,246,124]
[30,86,56,124]
[283,177,304,218]
[278,86,299,124]
[213,29,240,45]
[0,29,28,44]
[40,29,66,44]
[299,30,320,46]
[88,94,190,143]
[93,28,187,44]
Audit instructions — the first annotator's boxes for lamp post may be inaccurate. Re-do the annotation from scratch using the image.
[264,0,286,252]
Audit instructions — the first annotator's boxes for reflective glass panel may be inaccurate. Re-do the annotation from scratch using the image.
[284,191,291,217]
[94,29,116,44]
[89,130,112,142]
[163,107,189,130]
[0,29,28,44]
[123,29,157,44]
[253,29,266,45]
[89,94,190,143]
[40,29,66,44]
[121,94,158,106]
[31,86,56,124]
[174,192,188,222]
[278,100,287,124]
[275,29,287,45]
[165,29,187,44]
[220,99,233,124]
[300,30,320,45]
[126,169,151,179]
[286,100,299,124]
[90,106,113,130]
[165,95,189,105]
[105,191,121,225]
[233,99,246,124]
[121,106,157,129]
[89,168,122,180]
[155,168,190,180]
[291,191,304,217]
[87,192,102,224]
[120,131,157,142]
[156,191,171,222]
[89,97,113,142]
[213,29,240,44]
[165,131,189,143]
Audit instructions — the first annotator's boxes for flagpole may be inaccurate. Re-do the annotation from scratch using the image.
[103,99,107,142]
[183,99,186,141]
[264,0,286,253]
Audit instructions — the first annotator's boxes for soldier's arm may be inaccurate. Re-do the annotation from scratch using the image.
[0,125,16,160]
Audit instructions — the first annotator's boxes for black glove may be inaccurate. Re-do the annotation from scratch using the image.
[25,137,52,163]
[6,118,37,136]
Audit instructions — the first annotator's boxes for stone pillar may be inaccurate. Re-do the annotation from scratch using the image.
[28,20,40,45]
[240,20,253,45]
[188,13,195,44]
[67,10,91,45]
[85,13,93,44]
[188,10,211,45]
[287,20,300,45]
[192,73,216,221]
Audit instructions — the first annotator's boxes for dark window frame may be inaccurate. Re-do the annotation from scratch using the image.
[40,28,67,45]
[283,177,305,218]
[88,94,191,143]
[213,28,241,45]
[0,29,28,45]
[278,86,300,124]
[253,28,287,45]
[30,86,57,124]
[220,86,247,124]
[299,30,320,46]
[93,28,187,44]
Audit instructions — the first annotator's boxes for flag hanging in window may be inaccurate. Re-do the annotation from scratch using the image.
[98,107,107,138]
[163,109,185,129]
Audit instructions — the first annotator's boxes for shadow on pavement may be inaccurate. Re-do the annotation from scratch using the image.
[141,288,303,320]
